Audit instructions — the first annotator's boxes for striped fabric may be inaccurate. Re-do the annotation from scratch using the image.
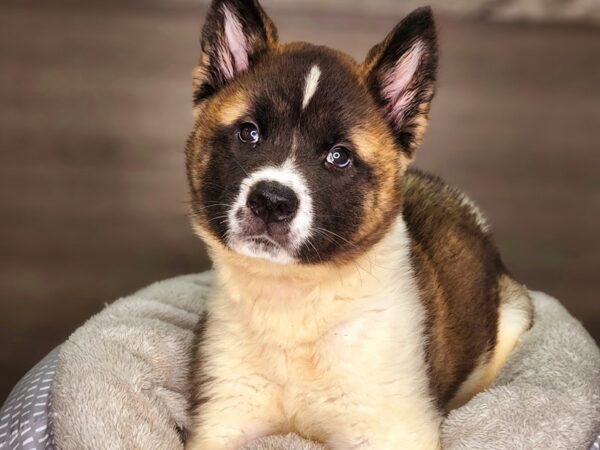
[0,348,58,450]
[592,433,600,450]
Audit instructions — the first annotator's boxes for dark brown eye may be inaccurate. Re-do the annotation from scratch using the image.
[326,146,352,169]
[238,123,260,144]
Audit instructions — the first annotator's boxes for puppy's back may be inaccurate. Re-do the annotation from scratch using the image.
[403,169,532,408]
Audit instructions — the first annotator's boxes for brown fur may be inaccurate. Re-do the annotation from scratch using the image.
[403,169,505,406]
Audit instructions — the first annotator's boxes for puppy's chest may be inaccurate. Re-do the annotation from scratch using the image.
[200,279,433,436]
[212,287,420,390]
[254,306,387,382]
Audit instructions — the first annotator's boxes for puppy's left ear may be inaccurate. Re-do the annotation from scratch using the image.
[362,7,438,158]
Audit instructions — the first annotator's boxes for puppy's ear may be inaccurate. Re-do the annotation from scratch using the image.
[362,7,438,158]
[193,0,278,104]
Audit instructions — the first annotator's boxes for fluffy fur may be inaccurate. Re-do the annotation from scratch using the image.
[184,2,533,449]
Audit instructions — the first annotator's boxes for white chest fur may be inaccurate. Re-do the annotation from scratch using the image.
[189,219,443,450]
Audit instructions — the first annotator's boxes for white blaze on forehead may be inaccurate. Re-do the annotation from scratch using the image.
[302,65,322,109]
[227,159,314,263]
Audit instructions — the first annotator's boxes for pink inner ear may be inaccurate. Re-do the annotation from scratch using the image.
[381,41,424,124]
[219,6,249,80]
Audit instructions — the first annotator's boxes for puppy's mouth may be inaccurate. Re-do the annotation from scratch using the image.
[246,234,292,254]
[226,208,298,264]
[243,232,290,254]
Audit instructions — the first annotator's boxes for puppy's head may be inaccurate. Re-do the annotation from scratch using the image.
[186,0,437,266]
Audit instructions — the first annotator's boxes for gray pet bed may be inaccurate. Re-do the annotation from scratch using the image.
[2,272,599,450]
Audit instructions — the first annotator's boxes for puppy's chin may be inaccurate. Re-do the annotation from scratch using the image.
[227,235,297,265]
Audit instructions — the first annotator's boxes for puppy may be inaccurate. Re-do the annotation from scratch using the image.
[185,1,533,449]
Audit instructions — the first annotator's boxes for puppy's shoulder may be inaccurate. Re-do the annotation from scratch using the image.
[403,168,490,239]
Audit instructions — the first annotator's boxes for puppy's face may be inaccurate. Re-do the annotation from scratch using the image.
[186,0,437,265]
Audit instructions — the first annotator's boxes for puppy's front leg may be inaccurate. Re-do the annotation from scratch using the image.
[296,363,443,450]
[324,418,442,450]
[186,379,281,450]
[317,405,442,450]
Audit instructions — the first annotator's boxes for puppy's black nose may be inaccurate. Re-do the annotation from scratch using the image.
[247,181,298,224]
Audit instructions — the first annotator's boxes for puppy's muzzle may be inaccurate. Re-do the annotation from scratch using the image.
[247,181,298,225]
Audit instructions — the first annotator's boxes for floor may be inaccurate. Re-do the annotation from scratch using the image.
[1,2,598,401]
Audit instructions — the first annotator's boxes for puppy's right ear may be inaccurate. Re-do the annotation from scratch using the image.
[193,0,278,105]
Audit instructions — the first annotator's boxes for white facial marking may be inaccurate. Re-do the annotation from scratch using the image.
[220,6,249,80]
[302,65,321,110]
[227,159,313,264]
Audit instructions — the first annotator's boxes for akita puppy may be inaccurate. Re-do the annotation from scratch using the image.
[185,1,533,449]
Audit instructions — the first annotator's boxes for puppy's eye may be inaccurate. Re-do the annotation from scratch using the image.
[326,146,352,169]
[238,123,260,144]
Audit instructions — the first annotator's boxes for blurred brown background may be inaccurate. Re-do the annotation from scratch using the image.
[1,0,599,402]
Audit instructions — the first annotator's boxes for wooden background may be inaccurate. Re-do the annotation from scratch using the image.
[1,1,598,401]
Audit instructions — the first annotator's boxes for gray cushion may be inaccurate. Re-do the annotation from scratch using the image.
[2,273,599,449]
